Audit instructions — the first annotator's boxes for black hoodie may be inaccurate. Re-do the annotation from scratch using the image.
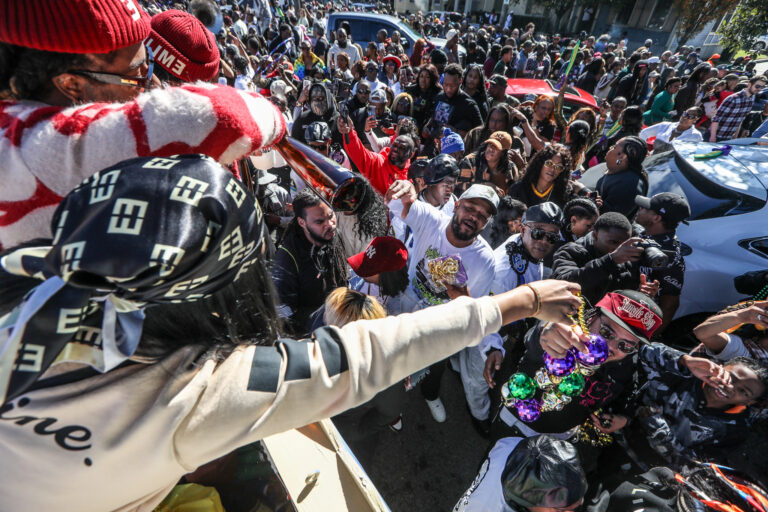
[291,82,342,145]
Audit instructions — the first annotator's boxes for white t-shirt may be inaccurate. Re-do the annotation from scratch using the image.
[391,194,456,251]
[390,200,495,310]
[639,122,704,144]
[479,234,545,354]
[491,234,544,294]
[705,334,768,362]
[453,437,522,512]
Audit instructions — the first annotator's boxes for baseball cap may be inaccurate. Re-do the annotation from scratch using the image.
[485,131,512,151]
[270,80,288,102]
[595,290,663,344]
[459,184,499,214]
[489,74,508,87]
[347,236,408,278]
[257,168,277,185]
[446,28,459,41]
[522,202,563,225]
[635,192,691,225]
[647,56,660,64]
[370,88,387,104]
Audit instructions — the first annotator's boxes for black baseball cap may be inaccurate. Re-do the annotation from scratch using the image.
[523,201,563,226]
[635,193,691,225]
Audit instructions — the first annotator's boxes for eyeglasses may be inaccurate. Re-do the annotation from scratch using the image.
[544,159,564,172]
[69,44,154,89]
[527,227,561,244]
[754,83,766,90]
[598,319,639,354]
[682,112,699,119]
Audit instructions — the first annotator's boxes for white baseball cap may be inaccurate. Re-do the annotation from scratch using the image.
[459,184,499,214]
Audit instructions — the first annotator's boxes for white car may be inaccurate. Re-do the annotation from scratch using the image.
[753,34,768,52]
[580,140,768,323]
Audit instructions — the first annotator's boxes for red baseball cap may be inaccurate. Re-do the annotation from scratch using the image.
[347,236,408,278]
[595,290,663,343]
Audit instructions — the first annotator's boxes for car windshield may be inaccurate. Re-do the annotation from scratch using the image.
[645,142,767,220]
[398,19,423,41]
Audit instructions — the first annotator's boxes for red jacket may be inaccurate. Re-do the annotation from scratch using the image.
[343,129,409,195]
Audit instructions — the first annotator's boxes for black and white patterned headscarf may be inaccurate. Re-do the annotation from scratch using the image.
[0,154,263,404]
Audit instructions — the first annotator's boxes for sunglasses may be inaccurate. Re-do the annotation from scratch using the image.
[682,112,700,119]
[69,44,154,89]
[527,227,560,244]
[544,159,564,172]
[754,83,766,90]
[358,89,371,95]
[598,320,639,354]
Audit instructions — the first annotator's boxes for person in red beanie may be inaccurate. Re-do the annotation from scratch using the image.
[0,0,285,251]
[337,113,414,195]
[147,9,220,84]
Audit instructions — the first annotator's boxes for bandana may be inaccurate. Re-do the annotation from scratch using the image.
[505,236,537,276]
[0,155,263,404]
[596,292,662,342]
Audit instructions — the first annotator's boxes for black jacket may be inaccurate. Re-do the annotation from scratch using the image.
[271,226,345,336]
[595,170,648,219]
[405,83,441,129]
[506,322,637,434]
[433,90,484,133]
[551,232,639,306]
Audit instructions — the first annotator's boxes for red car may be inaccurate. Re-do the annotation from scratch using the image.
[505,79,598,118]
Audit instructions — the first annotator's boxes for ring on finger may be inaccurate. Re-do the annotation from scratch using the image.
[759,314,764,322]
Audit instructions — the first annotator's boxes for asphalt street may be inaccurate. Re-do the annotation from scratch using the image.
[355,368,490,512]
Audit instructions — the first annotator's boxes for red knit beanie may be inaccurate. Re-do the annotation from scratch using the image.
[0,0,151,54]
[147,10,220,82]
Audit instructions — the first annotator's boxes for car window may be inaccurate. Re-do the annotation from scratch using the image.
[644,149,766,220]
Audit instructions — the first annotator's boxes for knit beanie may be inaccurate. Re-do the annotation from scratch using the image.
[0,0,150,54]
[441,128,464,154]
[148,10,220,82]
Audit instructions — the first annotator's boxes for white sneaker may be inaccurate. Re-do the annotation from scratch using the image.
[425,398,447,423]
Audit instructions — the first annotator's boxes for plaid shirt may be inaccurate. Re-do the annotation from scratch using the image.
[713,89,754,141]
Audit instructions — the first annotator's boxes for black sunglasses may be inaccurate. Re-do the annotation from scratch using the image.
[69,44,154,89]
[598,321,638,354]
[527,227,560,244]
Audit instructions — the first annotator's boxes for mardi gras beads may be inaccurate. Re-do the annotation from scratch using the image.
[558,371,586,396]
[501,375,541,422]
[575,409,614,447]
[503,296,609,422]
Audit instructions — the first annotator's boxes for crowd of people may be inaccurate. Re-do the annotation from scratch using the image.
[1,0,768,511]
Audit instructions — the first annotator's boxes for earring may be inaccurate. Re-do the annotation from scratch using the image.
[616,158,622,165]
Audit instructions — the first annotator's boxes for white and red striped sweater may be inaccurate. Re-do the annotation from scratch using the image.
[0,83,286,250]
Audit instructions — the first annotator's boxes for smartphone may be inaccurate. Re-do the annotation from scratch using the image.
[367,106,376,118]
[339,102,350,121]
